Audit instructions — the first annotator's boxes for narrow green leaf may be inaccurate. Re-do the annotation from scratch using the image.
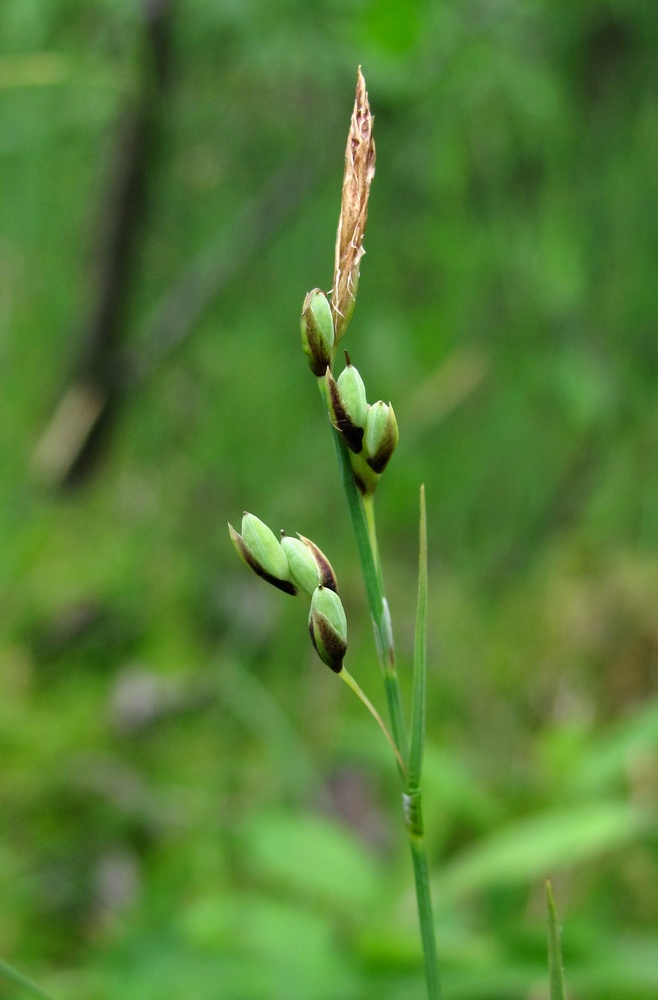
[408,483,427,790]
[241,809,382,911]
[439,801,649,897]
[546,880,567,1000]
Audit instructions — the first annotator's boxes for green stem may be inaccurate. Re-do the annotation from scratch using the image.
[546,879,567,1000]
[408,484,427,792]
[333,430,408,768]
[318,381,440,998]
[318,378,408,765]
[408,821,442,1000]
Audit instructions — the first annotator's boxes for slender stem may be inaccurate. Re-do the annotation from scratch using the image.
[336,434,409,767]
[546,879,567,1000]
[319,382,441,998]
[408,484,427,789]
[340,667,406,777]
[319,379,408,766]
[408,828,442,1000]
[362,493,381,577]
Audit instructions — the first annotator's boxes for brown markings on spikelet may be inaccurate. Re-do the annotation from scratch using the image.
[296,534,339,592]
[325,369,366,454]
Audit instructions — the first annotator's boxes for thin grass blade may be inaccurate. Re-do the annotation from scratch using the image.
[546,879,567,1000]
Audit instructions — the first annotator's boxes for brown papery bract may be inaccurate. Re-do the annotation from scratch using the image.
[331,67,376,343]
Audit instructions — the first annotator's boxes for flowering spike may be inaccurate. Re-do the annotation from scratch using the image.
[301,289,335,375]
[331,67,376,342]
[364,400,399,474]
[309,585,348,673]
[229,513,297,595]
[325,368,365,454]
[280,532,338,596]
[337,359,368,427]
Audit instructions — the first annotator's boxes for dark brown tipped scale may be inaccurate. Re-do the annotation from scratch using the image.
[308,585,348,673]
[364,401,399,474]
[301,289,334,376]
[296,533,338,592]
[308,613,345,673]
[366,448,393,475]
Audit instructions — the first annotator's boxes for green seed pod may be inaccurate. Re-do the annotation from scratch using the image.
[308,585,347,673]
[301,289,335,376]
[229,513,297,595]
[280,533,338,596]
[325,365,365,454]
[364,400,399,474]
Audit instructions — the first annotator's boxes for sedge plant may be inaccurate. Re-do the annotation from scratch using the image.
[229,67,441,997]
[229,66,574,1000]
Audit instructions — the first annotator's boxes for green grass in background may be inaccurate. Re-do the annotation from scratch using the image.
[1,0,658,996]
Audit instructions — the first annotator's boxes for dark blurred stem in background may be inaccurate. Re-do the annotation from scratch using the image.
[32,0,176,488]
[32,0,322,491]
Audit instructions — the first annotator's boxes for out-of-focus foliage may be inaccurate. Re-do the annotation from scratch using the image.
[2,0,658,997]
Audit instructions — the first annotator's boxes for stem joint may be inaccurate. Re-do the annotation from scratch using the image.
[402,788,423,838]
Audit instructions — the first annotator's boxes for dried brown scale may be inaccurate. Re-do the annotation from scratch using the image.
[331,67,376,342]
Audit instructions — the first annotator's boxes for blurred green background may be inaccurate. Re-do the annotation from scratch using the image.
[2,0,658,997]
